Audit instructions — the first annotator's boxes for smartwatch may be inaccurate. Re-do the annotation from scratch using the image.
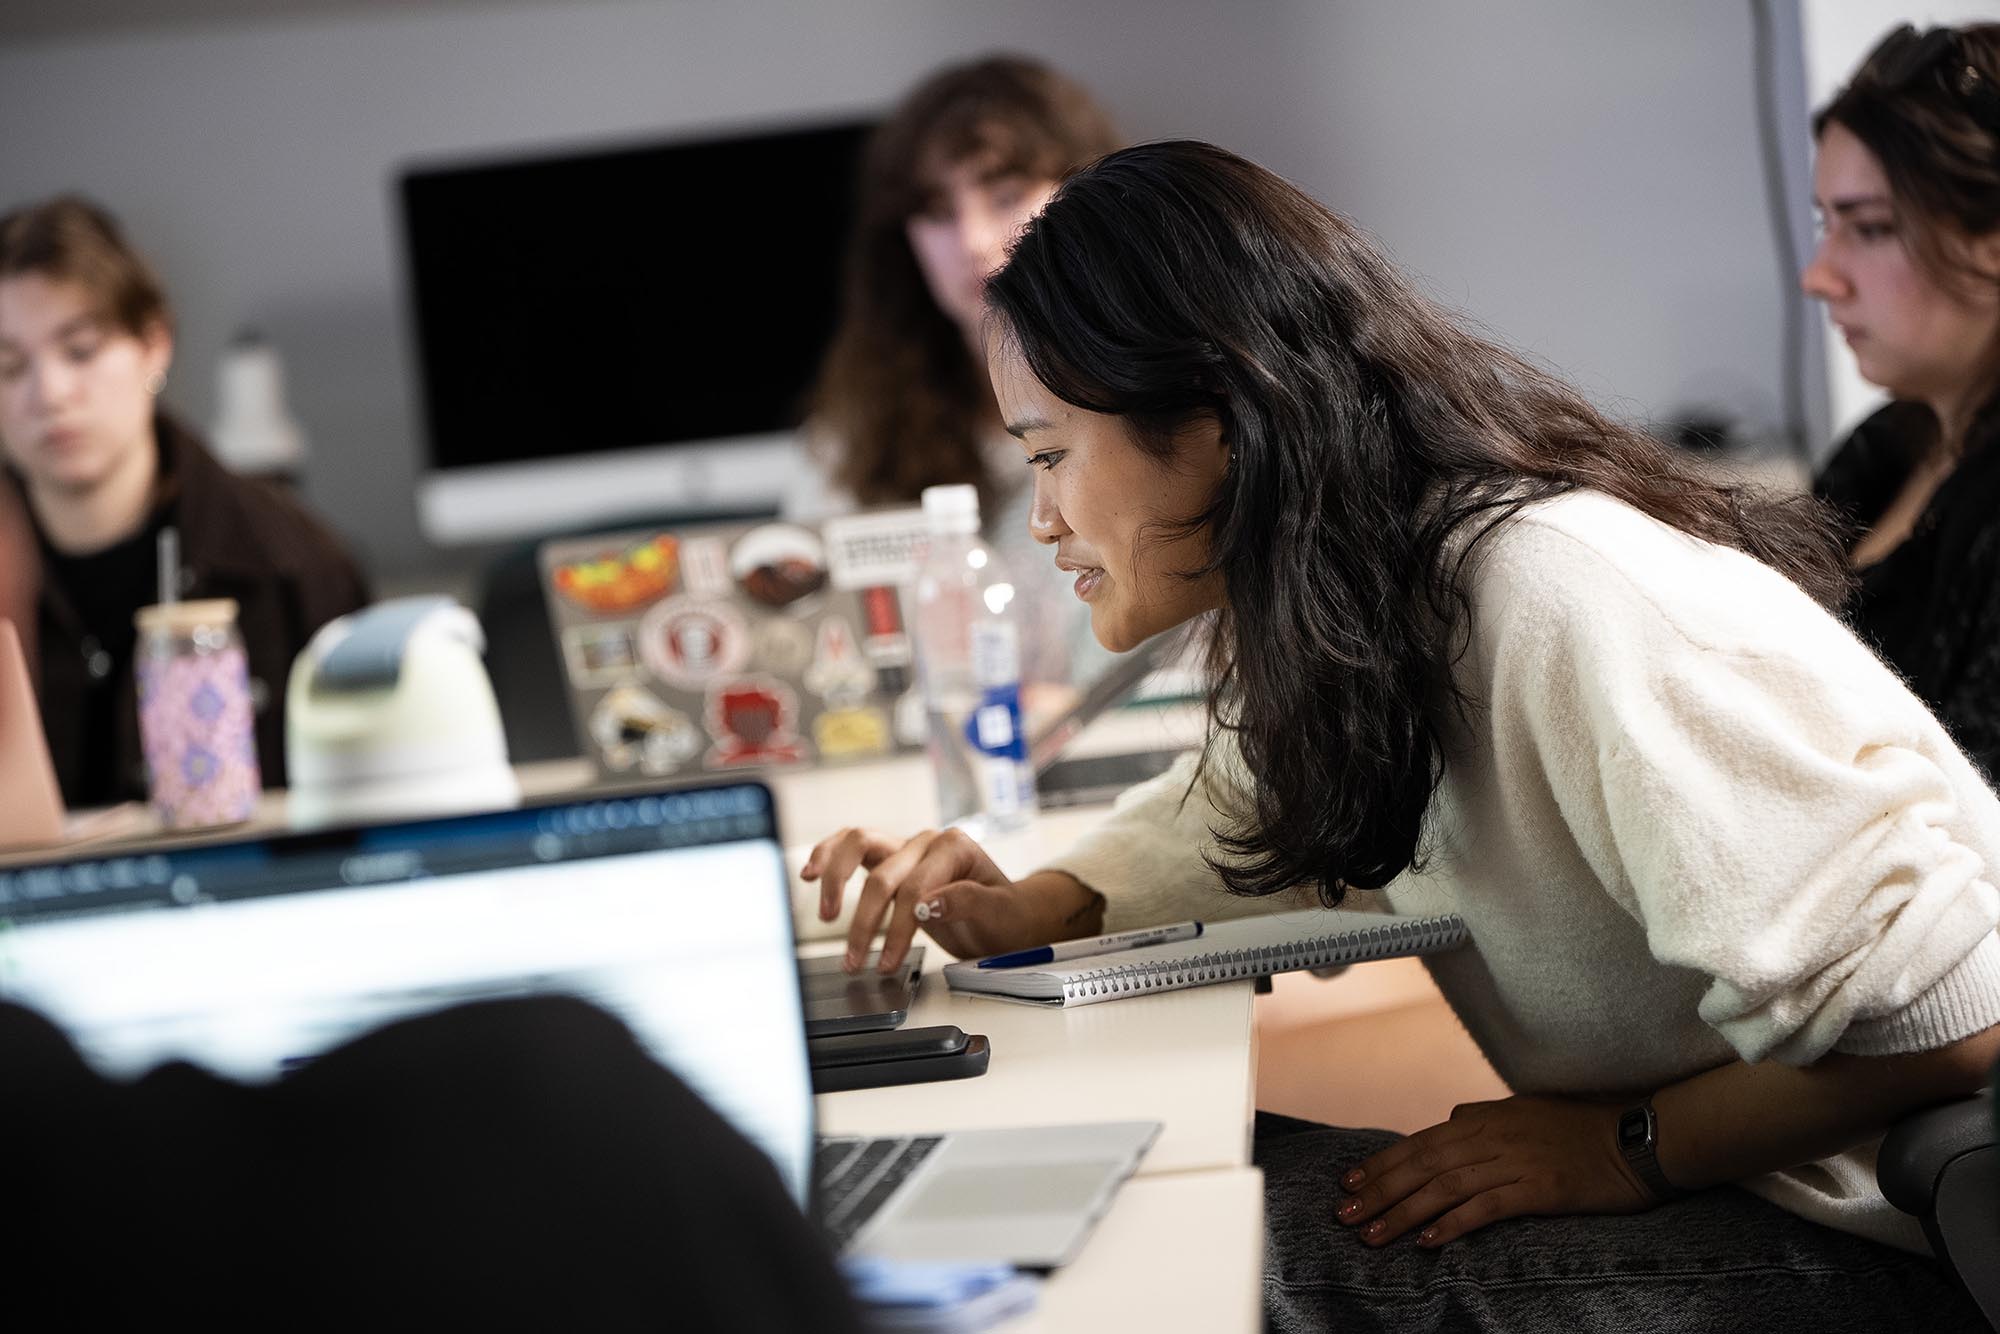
[1615,1096,1687,1202]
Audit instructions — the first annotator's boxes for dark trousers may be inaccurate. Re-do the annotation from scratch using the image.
[4,997,861,1332]
[1255,1112,1982,1334]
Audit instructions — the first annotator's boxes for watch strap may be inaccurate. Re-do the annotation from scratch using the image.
[1617,1096,1688,1202]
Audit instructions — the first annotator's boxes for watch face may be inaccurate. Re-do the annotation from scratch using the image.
[1617,1107,1650,1150]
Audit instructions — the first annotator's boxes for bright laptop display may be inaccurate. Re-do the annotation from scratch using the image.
[0,783,815,1204]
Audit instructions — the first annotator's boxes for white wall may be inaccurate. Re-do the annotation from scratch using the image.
[0,0,1802,576]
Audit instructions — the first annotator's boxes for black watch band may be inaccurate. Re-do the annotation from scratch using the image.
[1616,1096,1687,1202]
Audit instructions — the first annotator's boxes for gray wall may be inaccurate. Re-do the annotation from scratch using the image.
[0,0,1799,579]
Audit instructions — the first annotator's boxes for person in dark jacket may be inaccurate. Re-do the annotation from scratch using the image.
[1804,24,2000,777]
[0,195,368,807]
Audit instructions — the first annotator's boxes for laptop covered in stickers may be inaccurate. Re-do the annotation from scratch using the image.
[538,511,933,782]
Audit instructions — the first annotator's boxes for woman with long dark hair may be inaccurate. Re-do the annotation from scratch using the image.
[804,141,2000,1330]
[790,54,1122,694]
[1806,23,2000,779]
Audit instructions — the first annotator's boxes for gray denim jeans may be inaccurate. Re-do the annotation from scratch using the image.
[1254,1113,1983,1334]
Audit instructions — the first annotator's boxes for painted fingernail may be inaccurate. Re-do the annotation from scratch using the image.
[1342,1168,1365,1189]
[1418,1227,1439,1247]
[1337,1199,1360,1222]
[1362,1220,1385,1242]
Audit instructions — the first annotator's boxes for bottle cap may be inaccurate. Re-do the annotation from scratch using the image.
[921,483,980,535]
[135,599,240,634]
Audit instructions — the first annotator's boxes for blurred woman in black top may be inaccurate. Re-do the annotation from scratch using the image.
[1805,24,2000,776]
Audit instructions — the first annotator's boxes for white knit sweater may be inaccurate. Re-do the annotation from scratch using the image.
[1046,490,2000,1252]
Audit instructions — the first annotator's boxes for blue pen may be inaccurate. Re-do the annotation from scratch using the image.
[978,921,1204,969]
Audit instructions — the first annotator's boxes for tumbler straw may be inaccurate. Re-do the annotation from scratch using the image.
[157,526,180,608]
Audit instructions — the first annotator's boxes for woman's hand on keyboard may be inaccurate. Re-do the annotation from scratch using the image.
[802,827,1103,974]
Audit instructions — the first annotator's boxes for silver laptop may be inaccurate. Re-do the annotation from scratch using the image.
[0,781,1157,1268]
[537,512,933,783]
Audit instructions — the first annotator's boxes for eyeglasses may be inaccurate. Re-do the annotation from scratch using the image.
[1861,23,2000,131]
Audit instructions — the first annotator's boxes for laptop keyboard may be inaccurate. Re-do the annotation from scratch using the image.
[815,1134,945,1251]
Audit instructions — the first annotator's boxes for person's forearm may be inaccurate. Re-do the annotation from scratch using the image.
[1652,1024,2000,1190]
[1015,871,1105,945]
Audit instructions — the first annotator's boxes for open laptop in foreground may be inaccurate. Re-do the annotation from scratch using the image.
[0,781,1156,1267]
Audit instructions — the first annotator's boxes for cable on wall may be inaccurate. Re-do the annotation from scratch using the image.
[1751,0,1813,466]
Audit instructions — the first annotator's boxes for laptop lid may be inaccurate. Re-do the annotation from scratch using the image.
[0,781,816,1206]
[538,513,931,782]
[0,618,64,850]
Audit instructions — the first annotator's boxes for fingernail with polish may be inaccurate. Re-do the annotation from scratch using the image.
[1342,1168,1365,1189]
[1418,1227,1439,1247]
[1337,1200,1360,1222]
[1362,1220,1384,1242]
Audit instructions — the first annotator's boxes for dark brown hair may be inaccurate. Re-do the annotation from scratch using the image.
[1817,24,2000,300]
[0,195,173,338]
[1818,24,2000,463]
[988,141,1851,904]
[805,56,1118,509]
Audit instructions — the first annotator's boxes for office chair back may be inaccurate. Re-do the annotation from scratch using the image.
[1879,1086,1999,1329]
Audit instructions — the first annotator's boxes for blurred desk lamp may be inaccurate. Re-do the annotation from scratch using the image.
[210,329,305,480]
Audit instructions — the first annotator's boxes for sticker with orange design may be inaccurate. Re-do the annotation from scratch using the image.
[550,532,680,614]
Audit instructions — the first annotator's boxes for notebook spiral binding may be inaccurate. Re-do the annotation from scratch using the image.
[1059,916,1460,1002]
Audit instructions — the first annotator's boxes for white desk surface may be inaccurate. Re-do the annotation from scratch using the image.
[809,939,1257,1179]
[998,1168,1263,1333]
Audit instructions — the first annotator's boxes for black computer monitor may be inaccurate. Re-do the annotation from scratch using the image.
[398,118,871,543]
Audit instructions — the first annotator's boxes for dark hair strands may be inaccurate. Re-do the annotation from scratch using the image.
[0,194,173,341]
[987,141,1851,906]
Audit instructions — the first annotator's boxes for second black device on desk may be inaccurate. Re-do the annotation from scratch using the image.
[808,1025,991,1093]
[796,948,993,1091]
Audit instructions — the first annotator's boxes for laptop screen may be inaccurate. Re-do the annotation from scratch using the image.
[0,782,816,1205]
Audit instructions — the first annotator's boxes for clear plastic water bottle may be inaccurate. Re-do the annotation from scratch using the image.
[912,484,1036,834]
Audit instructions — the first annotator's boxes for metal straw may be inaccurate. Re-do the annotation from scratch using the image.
[156,525,180,607]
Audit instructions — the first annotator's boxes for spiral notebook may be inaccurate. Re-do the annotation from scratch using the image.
[942,910,1468,1008]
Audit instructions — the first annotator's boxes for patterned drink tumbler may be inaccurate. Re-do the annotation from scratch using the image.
[135,599,261,828]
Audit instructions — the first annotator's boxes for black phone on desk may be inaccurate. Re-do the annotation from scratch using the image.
[809,1025,991,1093]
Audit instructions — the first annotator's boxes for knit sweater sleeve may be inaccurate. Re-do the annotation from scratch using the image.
[1490,513,2000,1066]
[1039,744,1322,932]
